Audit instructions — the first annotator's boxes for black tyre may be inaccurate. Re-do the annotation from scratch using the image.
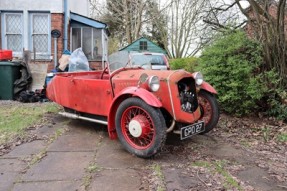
[198,90,219,134]
[115,97,166,158]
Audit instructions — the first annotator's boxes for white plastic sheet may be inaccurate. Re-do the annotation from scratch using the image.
[68,48,90,72]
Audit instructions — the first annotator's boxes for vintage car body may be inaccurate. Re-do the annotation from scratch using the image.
[130,52,219,134]
[46,51,219,158]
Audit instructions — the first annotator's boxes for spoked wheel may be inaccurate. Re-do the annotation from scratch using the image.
[198,90,219,134]
[115,97,166,158]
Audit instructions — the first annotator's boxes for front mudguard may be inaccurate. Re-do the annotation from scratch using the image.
[200,81,217,94]
[107,87,162,139]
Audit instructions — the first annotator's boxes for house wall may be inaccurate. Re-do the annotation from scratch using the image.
[0,0,63,13]
[0,0,89,16]
[69,0,89,17]
[0,0,100,72]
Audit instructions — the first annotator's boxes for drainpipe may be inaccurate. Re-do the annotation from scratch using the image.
[63,0,68,50]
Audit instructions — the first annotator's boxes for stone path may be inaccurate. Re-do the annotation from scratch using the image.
[1,114,286,191]
[0,116,150,191]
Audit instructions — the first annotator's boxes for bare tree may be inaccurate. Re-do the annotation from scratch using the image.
[90,0,215,58]
[90,0,148,44]
[202,0,247,31]
[160,0,210,58]
[203,0,287,85]
[237,0,286,85]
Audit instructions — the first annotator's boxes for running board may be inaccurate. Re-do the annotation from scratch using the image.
[59,112,108,125]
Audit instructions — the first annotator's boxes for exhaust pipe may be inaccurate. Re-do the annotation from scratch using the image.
[166,120,176,133]
[59,112,108,125]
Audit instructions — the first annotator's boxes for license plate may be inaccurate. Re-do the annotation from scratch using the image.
[180,121,205,140]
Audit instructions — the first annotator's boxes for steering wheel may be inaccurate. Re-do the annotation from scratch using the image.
[100,66,109,79]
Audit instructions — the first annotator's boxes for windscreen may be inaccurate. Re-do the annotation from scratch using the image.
[108,51,130,73]
[130,54,166,66]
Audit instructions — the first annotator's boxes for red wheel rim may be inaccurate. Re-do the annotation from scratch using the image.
[120,106,155,150]
[198,95,212,125]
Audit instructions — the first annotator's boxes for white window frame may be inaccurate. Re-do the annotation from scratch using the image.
[70,27,106,61]
[102,30,108,67]
[29,12,51,60]
[1,12,24,57]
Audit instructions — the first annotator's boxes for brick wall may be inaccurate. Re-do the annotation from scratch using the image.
[50,13,64,72]
[245,4,287,40]
[90,61,102,70]
[39,13,103,72]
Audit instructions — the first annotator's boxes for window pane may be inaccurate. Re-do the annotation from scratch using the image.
[93,28,102,60]
[33,15,48,33]
[31,13,49,55]
[6,14,22,33]
[33,35,48,52]
[5,13,23,52]
[82,28,92,59]
[139,41,147,50]
[7,34,22,51]
[72,28,81,51]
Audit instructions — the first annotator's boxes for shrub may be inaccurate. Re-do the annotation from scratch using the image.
[169,57,199,73]
[199,30,265,115]
[265,80,287,121]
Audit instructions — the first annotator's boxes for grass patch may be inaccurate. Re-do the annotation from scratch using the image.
[278,133,287,142]
[262,127,271,142]
[0,102,60,144]
[82,162,100,190]
[47,127,67,144]
[240,140,251,148]
[29,149,47,166]
[151,164,165,191]
[86,163,100,173]
[153,164,164,180]
[192,160,212,168]
[82,174,92,190]
[192,160,242,190]
[214,160,241,190]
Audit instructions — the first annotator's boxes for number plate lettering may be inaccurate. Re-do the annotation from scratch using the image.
[180,121,205,140]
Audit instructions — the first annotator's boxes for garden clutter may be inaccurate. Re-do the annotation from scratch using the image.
[68,48,90,72]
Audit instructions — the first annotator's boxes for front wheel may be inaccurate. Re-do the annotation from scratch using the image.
[198,90,219,134]
[115,97,166,158]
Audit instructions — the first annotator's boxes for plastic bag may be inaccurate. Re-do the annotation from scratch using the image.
[68,48,90,72]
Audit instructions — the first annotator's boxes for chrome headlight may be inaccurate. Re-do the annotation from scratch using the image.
[194,72,204,86]
[148,76,160,92]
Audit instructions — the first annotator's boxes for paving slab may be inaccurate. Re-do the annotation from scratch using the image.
[32,125,61,137]
[89,169,141,191]
[66,119,107,136]
[12,180,81,191]
[96,138,149,169]
[4,140,46,158]
[48,133,101,152]
[0,172,19,191]
[0,158,26,172]
[237,167,280,191]
[22,152,94,181]
[163,168,198,190]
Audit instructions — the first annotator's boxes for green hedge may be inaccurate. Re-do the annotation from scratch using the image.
[198,30,266,115]
[169,57,199,73]
[168,31,287,120]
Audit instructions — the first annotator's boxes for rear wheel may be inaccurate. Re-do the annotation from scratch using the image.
[198,90,219,134]
[115,97,166,158]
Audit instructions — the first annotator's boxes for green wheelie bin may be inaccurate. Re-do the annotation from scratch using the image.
[0,61,21,100]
